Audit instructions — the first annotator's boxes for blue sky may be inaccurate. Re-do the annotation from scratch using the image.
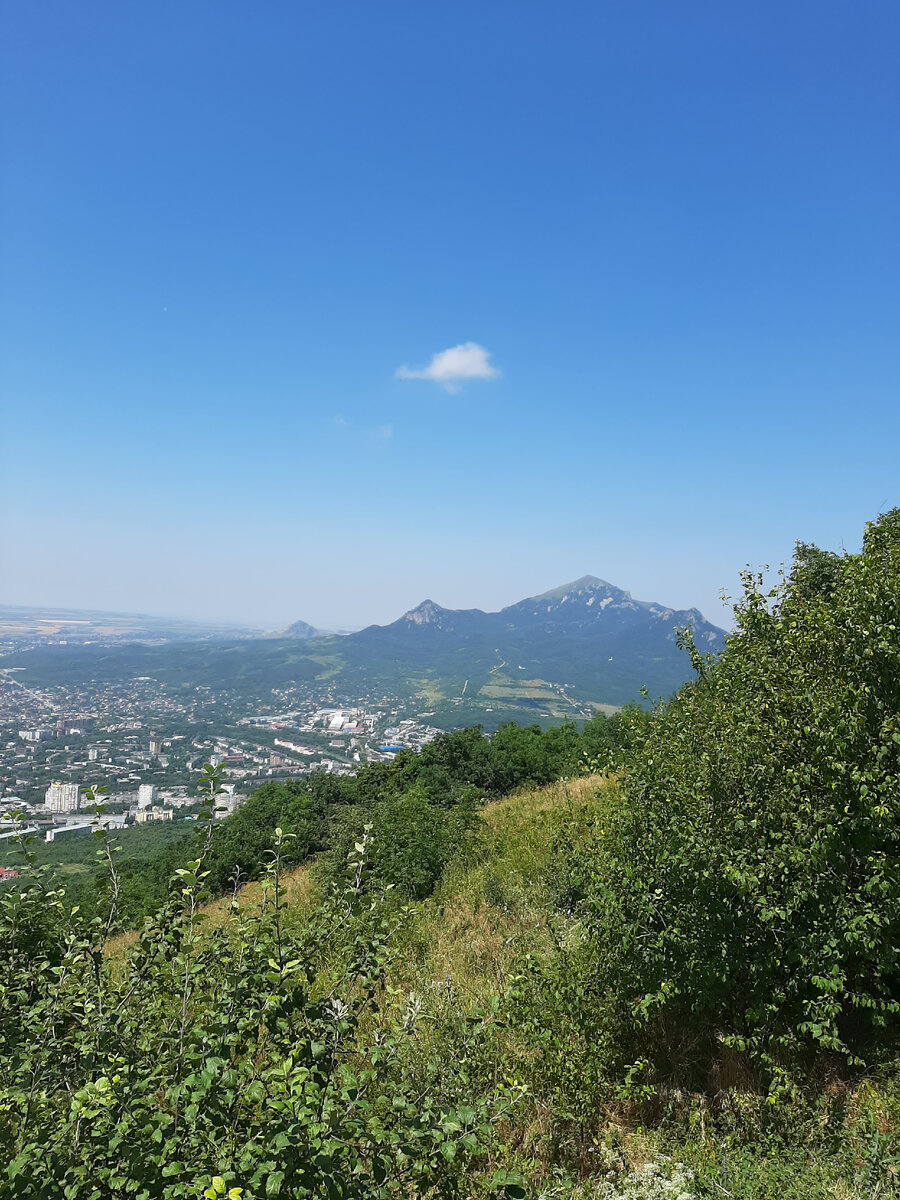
[1,1,898,630]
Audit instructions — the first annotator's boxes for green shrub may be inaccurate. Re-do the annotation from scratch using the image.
[0,815,511,1197]
[570,511,900,1085]
[318,784,482,902]
[204,779,326,893]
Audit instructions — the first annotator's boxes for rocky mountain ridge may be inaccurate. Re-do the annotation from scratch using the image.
[6,576,727,729]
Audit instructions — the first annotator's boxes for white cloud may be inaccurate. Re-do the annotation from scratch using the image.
[395,342,500,393]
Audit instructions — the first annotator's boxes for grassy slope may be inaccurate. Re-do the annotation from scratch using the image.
[105,776,900,1196]
[392,778,900,1199]
[398,775,599,999]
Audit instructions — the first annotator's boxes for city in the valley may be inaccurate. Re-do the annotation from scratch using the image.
[0,665,440,844]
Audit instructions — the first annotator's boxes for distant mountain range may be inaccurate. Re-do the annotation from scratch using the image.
[4,576,726,727]
[318,575,725,721]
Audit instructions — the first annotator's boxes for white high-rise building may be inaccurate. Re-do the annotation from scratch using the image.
[45,782,81,813]
[137,784,158,809]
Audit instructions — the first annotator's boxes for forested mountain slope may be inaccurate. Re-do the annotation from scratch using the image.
[4,575,725,723]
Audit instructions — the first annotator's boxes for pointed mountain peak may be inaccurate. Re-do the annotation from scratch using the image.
[521,576,630,606]
[568,575,615,591]
[402,599,448,625]
[280,618,319,639]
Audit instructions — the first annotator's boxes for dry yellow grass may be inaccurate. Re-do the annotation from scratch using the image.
[482,772,606,829]
[396,774,611,1003]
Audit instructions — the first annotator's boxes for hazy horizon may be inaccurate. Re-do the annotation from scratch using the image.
[2,3,897,633]
[0,564,737,634]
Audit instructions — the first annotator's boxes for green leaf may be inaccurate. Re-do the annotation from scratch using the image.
[266,1171,285,1196]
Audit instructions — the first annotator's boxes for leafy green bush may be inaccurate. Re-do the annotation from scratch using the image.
[0,808,513,1197]
[318,784,482,902]
[204,779,327,894]
[568,510,900,1085]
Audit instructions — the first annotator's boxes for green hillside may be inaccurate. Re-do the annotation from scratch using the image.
[3,512,899,1198]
